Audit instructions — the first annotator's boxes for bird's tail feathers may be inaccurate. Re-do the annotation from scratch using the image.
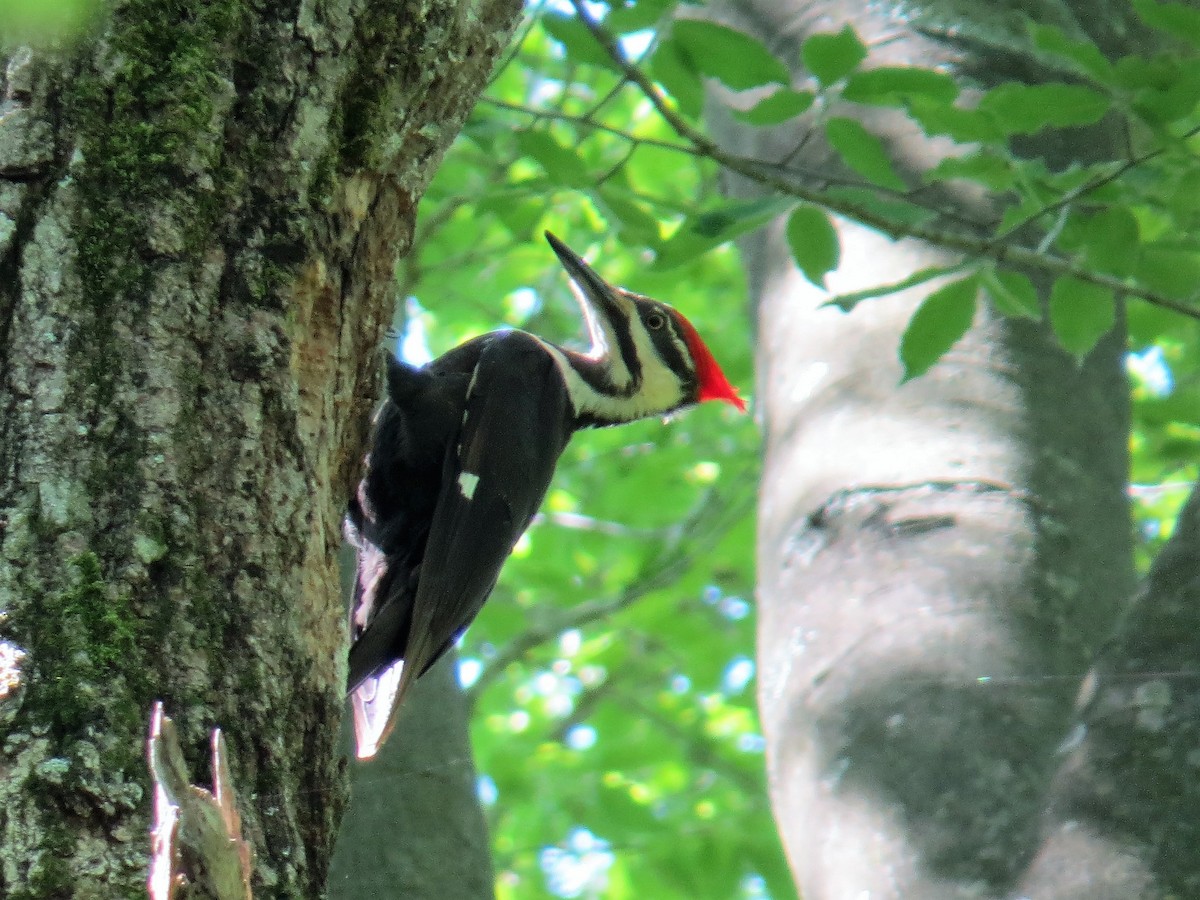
[351,661,405,760]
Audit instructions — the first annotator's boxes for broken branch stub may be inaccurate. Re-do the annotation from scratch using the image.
[146,701,253,900]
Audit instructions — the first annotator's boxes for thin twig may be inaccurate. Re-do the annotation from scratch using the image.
[994,122,1200,244]
[482,96,696,154]
[533,510,667,538]
[485,97,988,230]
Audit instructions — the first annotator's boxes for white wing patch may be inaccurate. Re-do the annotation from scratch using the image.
[458,471,480,500]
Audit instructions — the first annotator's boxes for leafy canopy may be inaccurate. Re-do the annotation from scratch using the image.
[402,0,1200,896]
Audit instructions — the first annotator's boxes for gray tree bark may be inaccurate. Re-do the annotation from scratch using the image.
[699,0,1199,895]
[0,1,519,896]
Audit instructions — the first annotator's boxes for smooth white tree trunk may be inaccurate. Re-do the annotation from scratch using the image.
[699,0,1197,894]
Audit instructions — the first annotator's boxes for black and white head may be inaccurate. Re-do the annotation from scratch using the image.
[544,232,745,424]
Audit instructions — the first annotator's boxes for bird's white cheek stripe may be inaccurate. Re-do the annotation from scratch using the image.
[458,472,480,500]
[532,335,684,423]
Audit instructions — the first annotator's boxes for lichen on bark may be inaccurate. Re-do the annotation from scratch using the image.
[0,0,522,895]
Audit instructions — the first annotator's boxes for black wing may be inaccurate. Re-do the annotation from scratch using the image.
[390,332,573,724]
[347,350,480,757]
[347,355,475,685]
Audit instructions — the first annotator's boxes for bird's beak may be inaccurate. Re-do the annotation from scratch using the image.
[545,231,635,336]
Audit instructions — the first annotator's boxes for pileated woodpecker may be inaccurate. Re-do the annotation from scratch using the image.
[346,232,745,758]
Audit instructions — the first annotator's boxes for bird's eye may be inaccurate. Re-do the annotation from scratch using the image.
[645,311,667,330]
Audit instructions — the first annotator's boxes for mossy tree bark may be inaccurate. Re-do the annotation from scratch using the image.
[0,1,520,896]
[698,0,1199,895]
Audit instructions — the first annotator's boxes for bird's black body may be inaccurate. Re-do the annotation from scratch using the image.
[346,233,744,758]
[346,332,571,693]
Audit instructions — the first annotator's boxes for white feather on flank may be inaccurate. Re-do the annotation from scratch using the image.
[351,550,386,630]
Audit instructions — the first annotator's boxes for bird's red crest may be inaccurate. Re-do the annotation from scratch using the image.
[673,313,747,411]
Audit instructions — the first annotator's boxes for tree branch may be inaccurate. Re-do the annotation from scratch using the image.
[993,123,1200,245]
[483,97,989,231]
[464,481,755,709]
[147,703,253,900]
[567,0,1200,323]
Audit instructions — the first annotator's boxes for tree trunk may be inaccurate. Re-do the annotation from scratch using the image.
[698,0,1194,895]
[0,1,519,896]
[1048,482,1200,897]
[328,647,493,899]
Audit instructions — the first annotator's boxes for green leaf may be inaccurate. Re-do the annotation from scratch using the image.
[785,206,839,287]
[823,263,965,312]
[825,117,906,190]
[1131,65,1200,124]
[1049,275,1115,357]
[1029,23,1114,83]
[606,0,674,33]
[650,39,705,119]
[1084,207,1140,276]
[978,83,1110,134]
[0,0,95,40]
[477,191,544,237]
[1133,0,1200,46]
[654,197,792,269]
[690,197,789,238]
[1136,244,1200,298]
[461,114,511,153]
[733,88,814,125]
[1167,167,1200,216]
[1118,51,1200,124]
[596,186,661,241]
[541,13,620,71]
[514,131,590,187]
[983,269,1041,319]
[842,67,959,105]
[923,151,1015,191]
[1113,53,1177,91]
[672,20,790,90]
[801,26,867,87]
[899,276,979,381]
[907,96,1005,142]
